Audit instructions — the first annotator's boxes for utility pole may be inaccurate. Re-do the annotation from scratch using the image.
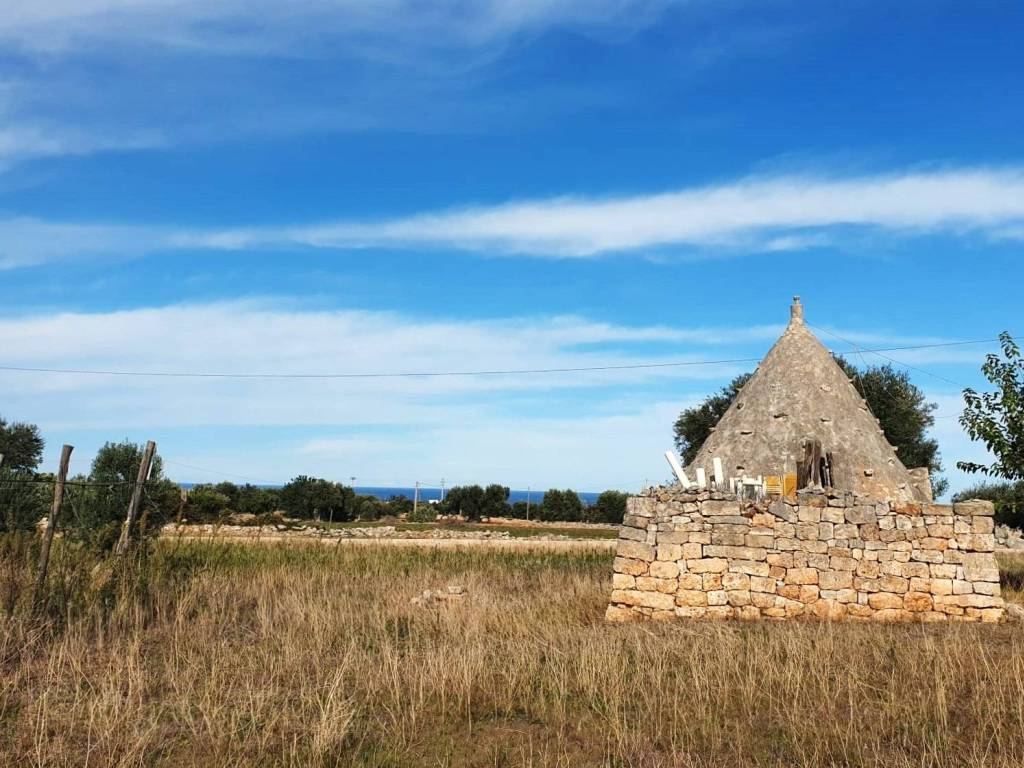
[116,440,156,556]
[35,444,73,606]
[526,486,531,521]
[413,481,420,517]
[440,478,445,502]
[350,476,356,491]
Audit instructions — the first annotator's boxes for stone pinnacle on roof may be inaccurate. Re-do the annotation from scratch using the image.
[686,297,926,502]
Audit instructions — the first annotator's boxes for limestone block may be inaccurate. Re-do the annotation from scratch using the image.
[776,537,799,551]
[611,589,676,611]
[728,560,771,577]
[702,573,723,590]
[943,550,964,564]
[649,561,680,579]
[846,603,875,618]
[767,552,793,567]
[675,606,708,619]
[619,527,647,542]
[769,500,797,523]
[868,592,903,610]
[918,537,948,551]
[622,513,649,529]
[971,516,995,534]
[877,575,909,593]
[904,592,933,612]
[785,568,818,585]
[796,522,819,540]
[962,553,1000,582]
[611,573,636,590]
[822,508,845,524]
[688,557,728,573]
[746,533,774,548]
[750,575,776,593]
[703,500,741,516]
[856,561,881,578]
[819,571,853,590]
[707,590,728,606]
[936,593,1002,609]
[650,610,676,621]
[860,524,881,541]
[798,506,821,524]
[751,513,776,528]
[751,591,776,609]
[737,605,761,620]
[807,554,830,570]
[769,565,786,580]
[974,582,1001,596]
[845,506,876,524]
[613,557,648,576]
[928,579,954,596]
[657,544,683,562]
[676,590,708,607]
[967,608,1003,623]
[605,605,637,622]
[910,550,943,564]
[679,542,703,561]
[874,609,914,622]
[953,500,995,517]
[927,524,954,538]
[775,522,797,538]
[818,522,835,540]
[690,532,711,544]
[834,523,858,539]
[956,533,995,552]
[678,573,702,590]
[710,532,745,547]
[636,576,678,594]
[722,572,750,590]
[657,532,691,545]
[627,497,655,517]
[727,590,752,607]
[704,545,767,561]
[618,541,655,562]
[829,556,857,572]
[797,540,829,554]
[798,585,819,604]
[812,599,846,620]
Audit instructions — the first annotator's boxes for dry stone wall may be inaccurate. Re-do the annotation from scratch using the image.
[606,488,1003,623]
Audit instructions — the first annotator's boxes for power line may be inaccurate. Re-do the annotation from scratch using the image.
[0,338,1001,380]
[809,324,974,389]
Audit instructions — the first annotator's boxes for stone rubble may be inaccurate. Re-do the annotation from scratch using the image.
[996,524,1024,551]
[410,585,467,605]
[606,486,1005,623]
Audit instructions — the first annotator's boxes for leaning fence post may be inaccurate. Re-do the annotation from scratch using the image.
[115,440,156,556]
[34,444,73,605]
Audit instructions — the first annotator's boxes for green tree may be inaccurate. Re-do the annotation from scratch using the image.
[0,415,45,472]
[279,476,353,521]
[186,485,232,519]
[0,415,48,531]
[63,440,180,550]
[442,485,486,521]
[482,484,511,519]
[236,484,280,515]
[673,374,752,464]
[673,360,948,496]
[959,333,1024,482]
[591,490,628,524]
[538,488,584,522]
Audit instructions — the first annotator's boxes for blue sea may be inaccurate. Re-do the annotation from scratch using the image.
[356,486,600,506]
[178,482,599,506]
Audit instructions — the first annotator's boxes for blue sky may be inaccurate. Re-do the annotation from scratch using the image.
[1,0,1022,496]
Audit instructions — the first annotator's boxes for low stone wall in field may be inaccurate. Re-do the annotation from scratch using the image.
[606,487,1004,623]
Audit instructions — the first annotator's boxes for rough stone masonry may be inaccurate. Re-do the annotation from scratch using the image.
[606,486,1004,623]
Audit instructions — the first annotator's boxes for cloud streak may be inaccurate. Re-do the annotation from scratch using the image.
[4,166,1024,267]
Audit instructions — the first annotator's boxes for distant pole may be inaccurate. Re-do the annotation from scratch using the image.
[440,478,446,502]
[413,481,420,517]
[350,476,356,491]
[35,444,73,605]
[526,486,531,521]
[115,440,156,556]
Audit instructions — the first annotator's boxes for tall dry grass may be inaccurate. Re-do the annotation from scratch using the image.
[2,540,1024,767]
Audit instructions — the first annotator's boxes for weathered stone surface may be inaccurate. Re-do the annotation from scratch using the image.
[618,540,656,562]
[609,492,1003,624]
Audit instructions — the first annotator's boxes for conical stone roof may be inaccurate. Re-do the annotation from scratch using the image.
[687,298,922,502]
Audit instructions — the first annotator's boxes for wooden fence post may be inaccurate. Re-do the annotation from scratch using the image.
[34,444,73,604]
[115,440,156,556]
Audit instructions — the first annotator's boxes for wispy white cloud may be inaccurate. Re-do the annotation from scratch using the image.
[2,299,989,491]
[4,167,1024,267]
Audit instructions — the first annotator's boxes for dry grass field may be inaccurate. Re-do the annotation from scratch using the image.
[3,539,1024,767]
